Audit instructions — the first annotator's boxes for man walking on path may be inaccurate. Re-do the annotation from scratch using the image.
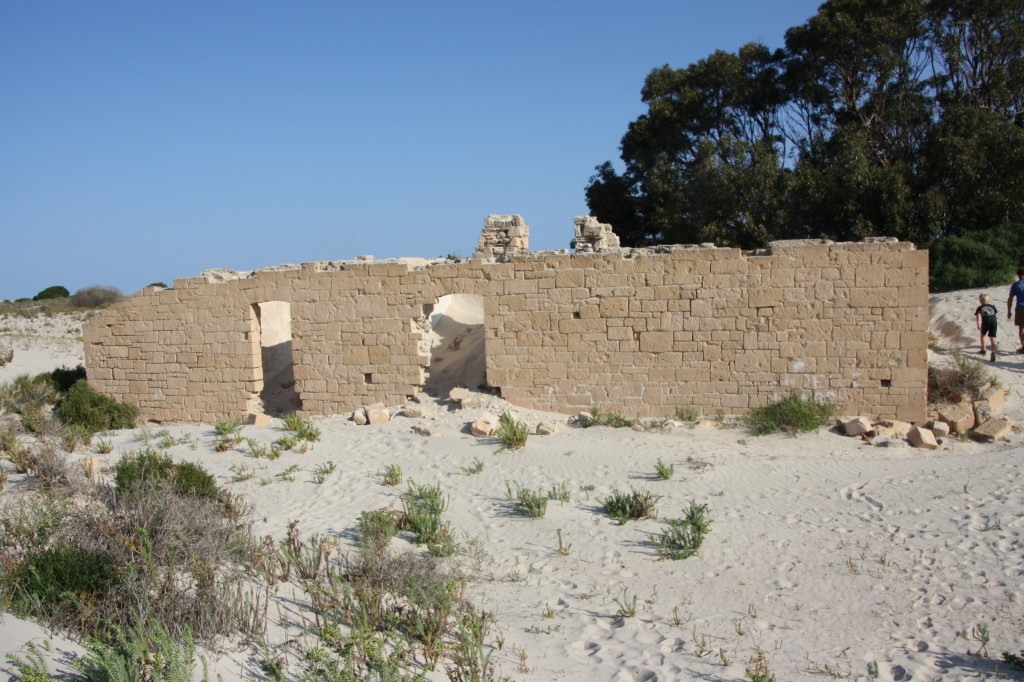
[1009,268,1024,353]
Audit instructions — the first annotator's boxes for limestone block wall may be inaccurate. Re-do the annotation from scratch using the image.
[84,238,928,424]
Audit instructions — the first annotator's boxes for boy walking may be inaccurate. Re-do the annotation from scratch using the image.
[1010,268,1024,354]
[976,294,998,362]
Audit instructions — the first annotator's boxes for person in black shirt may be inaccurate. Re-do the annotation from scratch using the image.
[975,293,998,362]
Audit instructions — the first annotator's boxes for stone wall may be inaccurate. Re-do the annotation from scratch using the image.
[84,235,929,424]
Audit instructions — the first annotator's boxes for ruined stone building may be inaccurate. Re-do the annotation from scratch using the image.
[83,215,929,424]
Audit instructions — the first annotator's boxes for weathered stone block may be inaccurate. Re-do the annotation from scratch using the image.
[470,415,499,437]
[936,402,975,433]
[907,426,938,449]
[843,416,873,437]
[971,417,1012,442]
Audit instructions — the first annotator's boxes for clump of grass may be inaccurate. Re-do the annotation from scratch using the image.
[495,412,528,450]
[245,437,282,460]
[504,481,549,518]
[675,406,699,421]
[603,489,659,524]
[928,352,995,404]
[114,448,222,503]
[402,481,454,553]
[381,463,403,486]
[746,646,775,681]
[313,460,336,483]
[213,420,243,451]
[655,458,674,480]
[356,508,404,548]
[547,481,570,503]
[281,412,320,443]
[743,392,837,436]
[579,408,635,428]
[653,501,711,560]
[459,457,484,475]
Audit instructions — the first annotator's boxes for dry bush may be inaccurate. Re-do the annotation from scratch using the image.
[928,352,994,404]
[71,285,123,309]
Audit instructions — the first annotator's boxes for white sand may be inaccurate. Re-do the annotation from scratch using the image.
[2,293,1024,681]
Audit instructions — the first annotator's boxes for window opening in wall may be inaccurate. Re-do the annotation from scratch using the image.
[252,301,301,415]
[364,373,373,384]
[423,294,486,397]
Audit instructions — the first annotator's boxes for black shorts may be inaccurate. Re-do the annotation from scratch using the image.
[981,317,997,337]
[1017,308,1024,327]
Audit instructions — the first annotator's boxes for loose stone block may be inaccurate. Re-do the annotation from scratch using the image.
[930,421,951,438]
[935,402,975,434]
[971,417,1012,442]
[907,426,938,449]
[843,416,873,437]
[470,415,499,437]
[365,403,390,425]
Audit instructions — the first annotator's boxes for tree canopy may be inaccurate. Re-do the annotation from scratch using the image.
[586,0,1024,280]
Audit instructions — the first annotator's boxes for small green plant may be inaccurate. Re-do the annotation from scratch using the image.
[967,623,990,657]
[653,501,711,560]
[675,406,699,421]
[213,420,243,451]
[72,617,200,682]
[281,413,321,442]
[94,437,113,454]
[555,529,571,556]
[313,460,336,483]
[579,408,635,428]
[495,412,528,450]
[459,457,485,475]
[1003,650,1024,670]
[744,392,837,436]
[229,463,254,482]
[654,458,674,480]
[613,588,637,618]
[746,646,775,681]
[356,508,403,547]
[5,640,53,682]
[246,437,282,460]
[602,488,659,524]
[382,463,403,486]
[547,481,570,503]
[275,464,300,482]
[273,434,297,451]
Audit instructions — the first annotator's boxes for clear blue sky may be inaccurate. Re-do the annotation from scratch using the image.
[1,1,823,300]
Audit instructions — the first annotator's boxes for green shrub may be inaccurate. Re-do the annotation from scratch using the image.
[653,501,711,560]
[114,449,220,503]
[146,282,169,289]
[580,408,635,428]
[15,545,117,614]
[495,412,528,450]
[743,393,837,436]
[929,222,1023,292]
[47,365,87,393]
[56,380,137,435]
[33,285,69,301]
[603,489,659,524]
[73,617,198,682]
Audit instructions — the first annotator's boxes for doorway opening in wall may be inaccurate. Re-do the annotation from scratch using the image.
[423,294,486,397]
[252,301,301,415]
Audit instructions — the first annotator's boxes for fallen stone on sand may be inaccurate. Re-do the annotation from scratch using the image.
[971,417,1012,442]
[470,415,499,437]
[365,403,390,425]
[352,409,368,425]
[449,387,487,409]
[908,426,938,449]
[247,413,272,427]
[935,402,975,433]
[412,422,442,437]
[843,416,873,437]
[400,406,425,418]
[536,421,558,435]
[981,386,1005,411]
[973,399,994,424]
[930,421,951,438]
[873,419,913,439]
